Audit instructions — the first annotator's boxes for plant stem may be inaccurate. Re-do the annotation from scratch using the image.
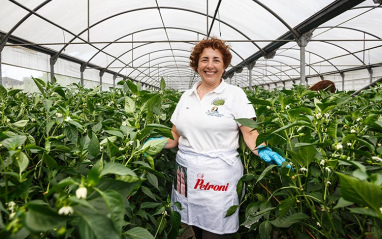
[297,176,330,238]
[154,214,165,238]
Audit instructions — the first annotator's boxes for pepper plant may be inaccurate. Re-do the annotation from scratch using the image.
[235,84,382,238]
[0,77,182,239]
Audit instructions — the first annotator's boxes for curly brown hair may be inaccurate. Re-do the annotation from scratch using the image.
[189,37,232,72]
[309,80,336,93]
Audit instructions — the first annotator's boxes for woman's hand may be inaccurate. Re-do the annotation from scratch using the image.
[257,146,292,168]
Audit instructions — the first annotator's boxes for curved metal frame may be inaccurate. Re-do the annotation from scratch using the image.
[54,7,265,61]
[0,0,51,50]
[83,27,246,80]
[138,60,192,85]
[249,59,295,80]
[252,0,300,39]
[100,28,247,76]
[2,0,380,91]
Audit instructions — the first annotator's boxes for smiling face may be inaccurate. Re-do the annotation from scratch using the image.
[197,47,225,86]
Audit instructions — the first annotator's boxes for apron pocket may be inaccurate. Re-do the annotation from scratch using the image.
[174,162,188,197]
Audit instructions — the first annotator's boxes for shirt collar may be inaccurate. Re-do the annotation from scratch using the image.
[188,80,227,95]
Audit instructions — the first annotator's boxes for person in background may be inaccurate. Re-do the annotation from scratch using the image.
[150,37,291,239]
[309,80,336,93]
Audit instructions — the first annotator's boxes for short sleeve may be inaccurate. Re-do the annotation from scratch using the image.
[232,88,256,126]
[170,92,186,126]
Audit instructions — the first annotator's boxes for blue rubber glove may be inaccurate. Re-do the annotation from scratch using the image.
[257,146,291,169]
[146,136,167,148]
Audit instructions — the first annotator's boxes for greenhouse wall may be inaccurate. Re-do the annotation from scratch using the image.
[1,46,119,92]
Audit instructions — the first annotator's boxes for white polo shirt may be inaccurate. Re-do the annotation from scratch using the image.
[171,80,256,153]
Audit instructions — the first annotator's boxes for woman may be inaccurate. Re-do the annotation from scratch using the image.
[153,37,288,238]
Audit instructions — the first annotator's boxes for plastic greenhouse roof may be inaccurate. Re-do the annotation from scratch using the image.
[1,0,382,90]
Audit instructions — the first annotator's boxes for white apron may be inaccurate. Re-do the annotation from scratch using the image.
[171,146,243,234]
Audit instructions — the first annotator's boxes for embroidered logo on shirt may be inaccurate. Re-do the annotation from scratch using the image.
[212,97,226,106]
[206,106,224,117]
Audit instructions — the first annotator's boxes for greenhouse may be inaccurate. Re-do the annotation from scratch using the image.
[1,0,382,239]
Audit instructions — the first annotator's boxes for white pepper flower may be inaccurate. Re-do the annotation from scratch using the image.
[7,119,10,122]
[350,129,356,133]
[300,168,308,172]
[334,143,343,150]
[7,201,16,212]
[371,156,382,162]
[316,113,322,119]
[378,143,381,147]
[347,143,352,147]
[324,113,330,118]
[96,103,101,106]
[58,206,73,215]
[266,106,271,109]
[297,126,303,132]
[122,121,127,126]
[119,147,124,150]
[76,187,87,199]
[65,116,72,122]
[343,125,347,129]
[325,167,331,173]
[347,157,350,160]
[31,118,35,122]
[356,118,361,122]
[320,160,326,165]
[56,113,63,117]
[326,180,331,185]
[9,212,16,220]
[317,222,321,227]
[285,105,291,110]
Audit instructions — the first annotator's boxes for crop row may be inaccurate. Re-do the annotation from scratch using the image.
[0,78,381,238]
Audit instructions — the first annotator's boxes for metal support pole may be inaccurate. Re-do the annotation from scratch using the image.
[0,52,2,85]
[132,34,134,67]
[206,0,209,36]
[300,45,306,86]
[99,70,105,92]
[368,68,373,84]
[340,72,345,91]
[247,62,256,91]
[297,30,314,87]
[149,53,150,77]
[50,58,55,83]
[113,74,117,88]
[80,63,86,87]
